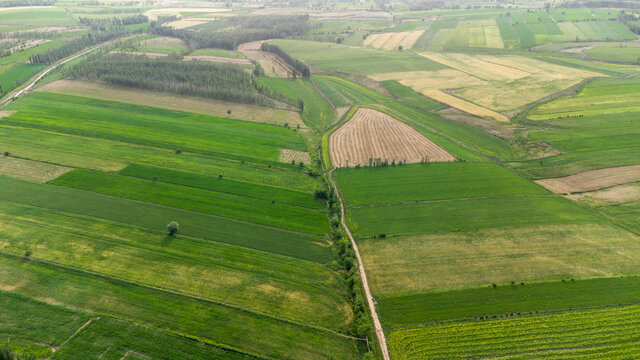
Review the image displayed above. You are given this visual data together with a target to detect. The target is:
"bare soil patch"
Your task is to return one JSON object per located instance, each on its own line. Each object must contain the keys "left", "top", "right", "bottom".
{"left": 183, "top": 55, "right": 252, "bottom": 65}
{"left": 238, "top": 40, "right": 295, "bottom": 78}
{"left": 109, "top": 50, "right": 167, "bottom": 58}
{"left": 38, "top": 80, "right": 304, "bottom": 128}
{"left": 163, "top": 19, "right": 208, "bottom": 29}
{"left": 329, "top": 108, "right": 455, "bottom": 167}
{"left": 0, "top": 157, "right": 72, "bottom": 183}
{"left": 279, "top": 149, "right": 311, "bottom": 165}
{"left": 141, "top": 36, "right": 186, "bottom": 47}
{"left": 567, "top": 184, "right": 640, "bottom": 205}
{"left": 536, "top": 165, "right": 640, "bottom": 194}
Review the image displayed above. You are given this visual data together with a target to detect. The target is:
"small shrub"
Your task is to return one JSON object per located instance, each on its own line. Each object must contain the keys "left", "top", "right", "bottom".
{"left": 167, "top": 221, "right": 179, "bottom": 236}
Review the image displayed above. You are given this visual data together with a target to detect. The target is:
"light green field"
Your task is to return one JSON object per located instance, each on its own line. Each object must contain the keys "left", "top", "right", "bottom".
{"left": 586, "top": 46, "right": 640, "bottom": 63}
{"left": 0, "top": 199, "right": 348, "bottom": 328}
{"left": 337, "top": 162, "right": 547, "bottom": 205}
{"left": 347, "top": 196, "right": 600, "bottom": 238}
{"left": 189, "top": 48, "right": 244, "bottom": 58}
{"left": 51, "top": 169, "right": 329, "bottom": 234}
{"left": 359, "top": 223, "right": 640, "bottom": 295}
{"left": 389, "top": 304, "right": 640, "bottom": 359}
{"left": 0, "top": 8, "right": 77, "bottom": 26}
{"left": 0, "top": 253, "right": 359, "bottom": 360}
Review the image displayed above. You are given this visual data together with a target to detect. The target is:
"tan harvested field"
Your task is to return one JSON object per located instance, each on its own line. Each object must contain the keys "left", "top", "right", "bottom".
{"left": 164, "top": 19, "right": 208, "bottom": 29}
{"left": 419, "top": 52, "right": 530, "bottom": 81}
{"left": 141, "top": 36, "right": 186, "bottom": 47}
{"left": 0, "top": 157, "right": 72, "bottom": 183}
{"left": 399, "top": 52, "right": 606, "bottom": 112}
{"left": 535, "top": 165, "right": 640, "bottom": 194}
{"left": 38, "top": 80, "right": 305, "bottom": 128}
{"left": 329, "top": 108, "right": 455, "bottom": 167}
{"left": 363, "top": 30, "right": 425, "bottom": 51}
{"left": 143, "top": 7, "right": 231, "bottom": 21}
{"left": 238, "top": 41, "right": 295, "bottom": 78}
{"left": 422, "top": 89, "right": 509, "bottom": 122}
{"left": 0, "top": 5, "right": 54, "bottom": 11}
{"left": 109, "top": 50, "right": 167, "bottom": 58}
{"left": 183, "top": 55, "right": 252, "bottom": 65}
{"left": 279, "top": 149, "right": 311, "bottom": 165}
{"left": 568, "top": 184, "right": 640, "bottom": 205}
{"left": 359, "top": 224, "right": 640, "bottom": 295}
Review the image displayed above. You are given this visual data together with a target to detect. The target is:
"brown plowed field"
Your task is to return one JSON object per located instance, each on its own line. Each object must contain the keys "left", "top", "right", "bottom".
{"left": 535, "top": 165, "right": 640, "bottom": 194}
{"left": 329, "top": 108, "right": 455, "bottom": 167}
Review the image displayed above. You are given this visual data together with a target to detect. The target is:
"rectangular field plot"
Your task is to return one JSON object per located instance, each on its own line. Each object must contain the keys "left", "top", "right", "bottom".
{"left": 389, "top": 304, "right": 640, "bottom": 360}
{"left": 347, "top": 196, "right": 600, "bottom": 238}
{"left": 379, "top": 276, "right": 640, "bottom": 327}
{"left": 0, "top": 254, "right": 360, "bottom": 360}
{"left": 337, "top": 162, "right": 547, "bottom": 205}
{"left": 360, "top": 223, "right": 640, "bottom": 295}
{"left": 0, "top": 156, "right": 71, "bottom": 182}
{"left": 3, "top": 92, "right": 306, "bottom": 164}
{"left": 0, "top": 176, "right": 331, "bottom": 263}
{"left": 0, "top": 199, "right": 347, "bottom": 328}
{"left": 51, "top": 169, "right": 329, "bottom": 235}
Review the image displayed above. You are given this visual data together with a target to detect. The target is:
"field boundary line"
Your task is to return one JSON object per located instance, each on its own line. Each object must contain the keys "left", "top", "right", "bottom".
{"left": 387, "top": 300, "right": 640, "bottom": 330}
{"left": 0, "top": 250, "right": 364, "bottom": 342}
{"left": 45, "top": 182, "right": 328, "bottom": 237}
{"left": 117, "top": 172, "right": 324, "bottom": 211}
{"left": 346, "top": 193, "right": 558, "bottom": 208}
{"left": 54, "top": 316, "right": 99, "bottom": 353}
{"left": 328, "top": 169, "right": 390, "bottom": 360}
{"left": 311, "top": 78, "right": 336, "bottom": 110}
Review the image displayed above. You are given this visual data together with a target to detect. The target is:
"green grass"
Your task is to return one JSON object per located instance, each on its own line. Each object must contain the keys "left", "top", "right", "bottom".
{"left": 51, "top": 169, "right": 329, "bottom": 235}
{"left": 0, "top": 8, "right": 76, "bottom": 26}
{"left": 598, "top": 199, "right": 640, "bottom": 234}
{"left": 119, "top": 163, "right": 323, "bottom": 209}
{"left": 0, "top": 199, "right": 348, "bottom": 328}
{"left": 0, "top": 290, "right": 91, "bottom": 350}
{"left": 348, "top": 196, "right": 600, "bottom": 238}
{"left": 314, "top": 77, "right": 350, "bottom": 107}
{"left": 4, "top": 92, "right": 306, "bottom": 165}
{"left": 0, "top": 254, "right": 360, "bottom": 360}
{"left": 134, "top": 45, "right": 188, "bottom": 54}
{"left": 54, "top": 316, "right": 255, "bottom": 360}
{"left": 188, "top": 48, "right": 244, "bottom": 58}
{"left": 273, "top": 39, "right": 447, "bottom": 75}
{"left": 359, "top": 223, "right": 640, "bottom": 296}
{"left": 0, "top": 63, "right": 46, "bottom": 94}
{"left": 0, "top": 175, "right": 331, "bottom": 263}
{"left": 379, "top": 80, "right": 442, "bottom": 111}
{"left": 0, "top": 40, "right": 62, "bottom": 66}
{"left": 0, "top": 126, "right": 318, "bottom": 192}
{"left": 586, "top": 46, "right": 640, "bottom": 63}
{"left": 255, "top": 77, "right": 336, "bottom": 132}
{"left": 337, "top": 163, "right": 547, "bottom": 205}
{"left": 379, "top": 276, "right": 640, "bottom": 327}
{"left": 388, "top": 303, "right": 640, "bottom": 359}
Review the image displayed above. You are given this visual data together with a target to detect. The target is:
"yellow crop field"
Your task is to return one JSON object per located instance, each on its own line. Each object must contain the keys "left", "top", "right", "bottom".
{"left": 363, "top": 30, "right": 425, "bottom": 51}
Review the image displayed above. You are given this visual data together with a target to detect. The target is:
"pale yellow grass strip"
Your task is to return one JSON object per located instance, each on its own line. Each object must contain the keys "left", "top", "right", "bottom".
{"left": 483, "top": 26, "right": 504, "bottom": 49}
{"left": 0, "top": 157, "right": 72, "bottom": 183}
{"left": 422, "top": 89, "right": 509, "bottom": 122}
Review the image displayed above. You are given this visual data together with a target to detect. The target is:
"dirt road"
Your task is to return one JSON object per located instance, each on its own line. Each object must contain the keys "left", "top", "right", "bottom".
{"left": 328, "top": 169, "right": 390, "bottom": 360}
{"left": 0, "top": 41, "right": 111, "bottom": 106}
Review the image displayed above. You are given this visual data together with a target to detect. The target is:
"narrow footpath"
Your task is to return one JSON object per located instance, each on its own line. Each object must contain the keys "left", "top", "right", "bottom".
{"left": 328, "top": 169, "right": 390, "bottom": 360}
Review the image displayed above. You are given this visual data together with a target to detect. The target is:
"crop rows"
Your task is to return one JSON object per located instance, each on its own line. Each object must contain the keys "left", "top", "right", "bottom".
{"left": 389, "top": 304, "right": 640, "bottom": 359}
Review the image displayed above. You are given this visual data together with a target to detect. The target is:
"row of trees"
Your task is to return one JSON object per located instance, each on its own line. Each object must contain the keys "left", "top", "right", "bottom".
{"left": 151, "top": 15, "right": 310, "bottom": 50}
{"left": 78, "top": 14, "right": 148, "bottom": 31}
{"left": 66, "top": 53, "right": 273, "bottom": 105}
{"left": 0, "top": 0, "right": 53, "bottom": 6}
{"left": 260, "top": 43, "right": 310, "bottom": 78}
{"left": 619, "top": 11, "right": 640, "bottom": 34}
{"left": 29, "top": 32, "right": 123, "bottom": 64}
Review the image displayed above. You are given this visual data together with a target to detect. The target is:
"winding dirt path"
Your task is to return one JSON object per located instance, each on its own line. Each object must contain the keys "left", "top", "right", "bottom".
{"left": 328, "top": 169, "right": 390, "bottom": 360}
{"left": 0, "top": 39, "right": 118, "bottom": 106}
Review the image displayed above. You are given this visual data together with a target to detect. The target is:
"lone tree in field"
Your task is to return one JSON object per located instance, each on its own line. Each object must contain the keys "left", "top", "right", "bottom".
{"left": 167, "top": 221, "right": 179, "bottom": 236}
